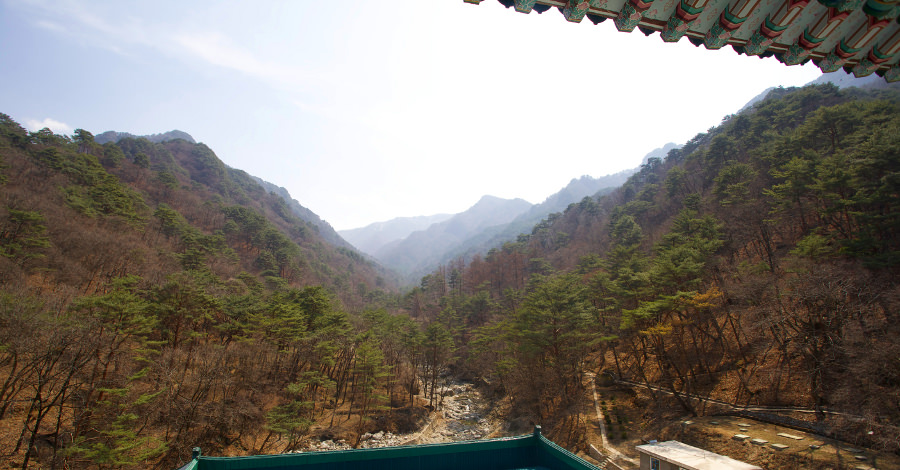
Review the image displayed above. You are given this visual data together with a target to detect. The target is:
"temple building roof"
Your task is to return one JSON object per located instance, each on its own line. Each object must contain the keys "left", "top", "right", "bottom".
{"left": 463, "top": 0, "right": 900, "bottom": 81}
{"left": 175, "top": 427, "right": 601, "bottom": 470}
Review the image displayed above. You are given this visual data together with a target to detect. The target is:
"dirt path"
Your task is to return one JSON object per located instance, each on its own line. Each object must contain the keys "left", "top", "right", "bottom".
{"left": 586, "top": 372, "right": 639, "bottom": 468}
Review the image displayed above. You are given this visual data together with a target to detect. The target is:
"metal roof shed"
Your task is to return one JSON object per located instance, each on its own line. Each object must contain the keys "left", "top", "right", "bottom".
{"left": 635, "top": 441, "right": 761, "bottom": 470}
{"left": 176, "top": 426, "right": 601, "bottom": 470}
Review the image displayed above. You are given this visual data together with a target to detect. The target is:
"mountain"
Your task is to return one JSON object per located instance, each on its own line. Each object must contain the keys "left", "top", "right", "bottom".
{"left": 435, "top": 146, "right": 678, "bottom": 275}
{"left": 95, "top": 129, "right": 196, "bottom": 144}
{"left": 807, "top": 70, "right": 900, "bottom": 90}
{"left": 408, "top": 84, "right": 900, "bottom": 459}
{"left": 738, "top": 87, "right": 776, "bottom": 113}
{"left": 640, "top": 142, "right": 680, "bottom": 164}
{"left": 5, "top": 82, "right": 898, "bottom": 470}
{"left": 375, "top": 195, "right": 532, "bottom": 283}
{"left": 346, "top": 146, "right": 675, "bottom": 285}
{"left": 0, "top": 121, "right": 391, "bottom": 306}
{"left": 94, "top": 130, "right": 351, "bottom": 250}
{"left": 438, "top": 172, "right": 635, "bottom": 266}
{"left": 253, "top": 177, "right": 354, "bottom": 250}
{"left": 0, "top": 116, "right": 412, "bottom": 468}
{"left": 732, "top": 72, "right": 889, "bottom": 115}
{"left": 339, "top": 213, "right": 453, "bottom": 256}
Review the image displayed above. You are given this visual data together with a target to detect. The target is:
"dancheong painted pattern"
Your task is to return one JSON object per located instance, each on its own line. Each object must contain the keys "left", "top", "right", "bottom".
{"left": 464, "top": 0, "right": 900, "bottom": 81}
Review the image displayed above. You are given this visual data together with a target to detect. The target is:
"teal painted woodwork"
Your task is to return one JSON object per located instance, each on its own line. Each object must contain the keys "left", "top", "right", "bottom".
{"left": 461, "top": 0, "right": 900, "bottom": 80}
{"left": 175, "top": 428, "right": 601, "bottom": 470}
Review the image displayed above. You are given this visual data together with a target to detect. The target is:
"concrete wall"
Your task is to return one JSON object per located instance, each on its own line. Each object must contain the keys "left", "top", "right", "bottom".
{"left": 638, "top": 451, "right": 683, "bottom": 470}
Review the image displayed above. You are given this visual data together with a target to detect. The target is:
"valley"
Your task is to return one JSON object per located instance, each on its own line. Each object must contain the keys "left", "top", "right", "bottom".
{"left": 1, "top": 76, "right": 899, "bottom": 470}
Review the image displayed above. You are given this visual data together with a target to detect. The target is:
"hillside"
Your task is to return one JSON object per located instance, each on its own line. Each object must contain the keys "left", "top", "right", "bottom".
{"left": 0, "top": 117, "right": 415, "bottom": 469}
{"left": 2, "top": 82, "right": 899, "bottom": 470}
{"left": 0, "top": 125, "right": 389, "bottom": 302}
{"left": 94, "top": 130, "right": 353, "bottom": 252}
{"left": 401, "top": 83, "right": 900, "bottom": 460}
{"left": 252, "top": 177, "right": 356, "bottom": 251}
{"left": 348, "top": 170, "right": 641, "bottom": 285}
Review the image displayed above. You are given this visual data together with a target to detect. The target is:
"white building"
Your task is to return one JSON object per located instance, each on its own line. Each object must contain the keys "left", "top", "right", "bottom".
{"left": 635, "top": 441, "right": 762, "bottom": 470}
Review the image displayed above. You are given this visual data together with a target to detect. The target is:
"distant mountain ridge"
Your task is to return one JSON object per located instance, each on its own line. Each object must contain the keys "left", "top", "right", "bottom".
{"left": 640, "top": 142, "right": 680, "bottom": 165}
{"left": 339, "top": 214, "right": 453, "bottom": 256}
{"left": 806, "top": 70, "right": 900, "bottom": 90}
{"left": 345, "top": 144, "right": 679, "bottom": 284}
{"left": 439, "top": 171, "right": 638, "bottom": 266}
{"left": 735, "top": 71, "right": 900, "bottom": 117}
{"left": 375, "top": 195, "right": 532, "bottom": 283}
{"left": 95, "top": 129, "right": 196, "bottom": 144}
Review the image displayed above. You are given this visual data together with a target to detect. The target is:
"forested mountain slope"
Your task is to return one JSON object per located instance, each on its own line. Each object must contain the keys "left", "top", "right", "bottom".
{"left": 0, "top": 122, "right": 389, "bottom": 302}
{"left": 809, "top": 69, "right": 900, "bottom": 90}
{"left": 94, "top": 129, "right": 353, "bottom": 252}
{"left": 0, "top": 117, "right": 418, "bottom": 469}
{"left": 402, "top": 83, "right": 900, "bottom": 453}
{"left": 253, "top": 177, "right": 356, "bottom": 252}
{"left": 2, "top": 81, "right": 898, "bottom": 470}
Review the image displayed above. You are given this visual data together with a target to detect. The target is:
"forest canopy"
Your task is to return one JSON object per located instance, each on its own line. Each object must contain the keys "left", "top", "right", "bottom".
{"left": 1, "top": 82, "right": 899, "bottom": 469}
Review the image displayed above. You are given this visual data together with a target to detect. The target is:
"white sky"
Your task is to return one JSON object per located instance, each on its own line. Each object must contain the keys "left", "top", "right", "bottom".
{"left": 0, "top": 0, "right": 822, "bottom": 230}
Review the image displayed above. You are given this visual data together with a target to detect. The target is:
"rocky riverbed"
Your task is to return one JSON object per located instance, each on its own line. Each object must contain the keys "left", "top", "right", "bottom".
{"left": 298, "top": 381, "right": 497, "bottom": 452}
{"left": 417, "top": 381, "right": 495, "bottom": 444}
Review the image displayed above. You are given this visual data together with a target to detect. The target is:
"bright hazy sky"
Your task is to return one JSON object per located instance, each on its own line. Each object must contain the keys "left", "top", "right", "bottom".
{"left": 0, "top": 0, "right": 823, "bottom": 230}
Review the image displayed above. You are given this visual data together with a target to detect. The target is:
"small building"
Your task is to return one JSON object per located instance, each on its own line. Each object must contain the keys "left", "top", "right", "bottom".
{"left": 176, "top": 426, "right": 601, "bottom": 470}
{"left": 635, "top": 441, "right": 762, "bottom": 470}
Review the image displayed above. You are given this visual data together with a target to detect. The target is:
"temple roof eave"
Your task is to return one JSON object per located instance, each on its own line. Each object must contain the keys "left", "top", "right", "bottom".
{"left": 467, "top": 0, "right": 900, "bottom": 81}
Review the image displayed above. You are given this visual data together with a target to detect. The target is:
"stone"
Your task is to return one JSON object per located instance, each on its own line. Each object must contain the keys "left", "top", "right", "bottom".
{"left": 736, "top": 422, "right": 753, "bottom": 427}
{"left": 771, "top": 443, "right": 789, "bottom": 451}
{"left": 710, "top": 421, "right": 719, "bottom": 425}
{"left": 854, "top": 455, "right": 868, "bottom": 461}
{"left": 733, "top": 434, "right": 750, "bottom": 441}
{"left": 750, "top": 438, "right": 768, "bottom": 446}
{"left": 777, "top": 433, "right": 804, "bottom": 440}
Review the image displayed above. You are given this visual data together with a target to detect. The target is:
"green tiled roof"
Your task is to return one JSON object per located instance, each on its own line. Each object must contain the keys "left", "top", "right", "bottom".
{"left": 176, "top": 427, "right": 600, "bottom": 470}
{"left": 464, "top": 0, "right": 900, "bottom": 81}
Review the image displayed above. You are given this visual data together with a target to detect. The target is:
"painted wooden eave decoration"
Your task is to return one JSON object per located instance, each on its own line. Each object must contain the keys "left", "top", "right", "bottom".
{"left": 463, "top": 0, "right": 900, "bottom": 81}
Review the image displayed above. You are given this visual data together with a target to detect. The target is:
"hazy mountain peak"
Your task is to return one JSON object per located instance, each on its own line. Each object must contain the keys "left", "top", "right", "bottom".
{"left": 95, "top": 129, "right": 196, "bottom": 145}
{"left": 339, "top": 214, "right": 453, "bottom": 255}
{"left": 803, "top": 70, "right": 900, "bottom": 91}
{"left": 371, "top": 196, "right": 533, "bottom": 283}
{"left": 641, "top": 142, "right": 680, "bottom": 164}
{"left": 470, "top": 194, "right": 530, "bottom": 210}
{"left": 475, "top": 194, "right": 504, "bottom": 204}
{"left": 739, "top": 87, "right": 777, "bottom": 113}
